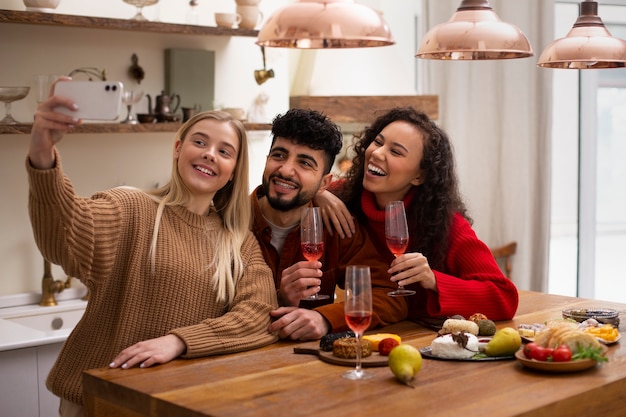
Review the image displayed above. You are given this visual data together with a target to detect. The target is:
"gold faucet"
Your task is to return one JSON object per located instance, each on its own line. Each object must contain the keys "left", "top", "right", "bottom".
{"left": 40, "top": 258, "right": 72, "bottom": 307}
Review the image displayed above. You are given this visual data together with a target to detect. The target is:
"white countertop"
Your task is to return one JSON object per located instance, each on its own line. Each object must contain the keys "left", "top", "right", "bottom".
{"left": 0, "top": 298, "right": 87, "bottom": 351}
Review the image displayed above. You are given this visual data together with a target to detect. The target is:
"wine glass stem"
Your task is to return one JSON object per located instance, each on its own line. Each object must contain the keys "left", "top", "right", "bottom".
{"left": 5, "top": 102, "right": 12, "bottom": 118}
{"left": 355, "top": 334, "right": 363, "bottom": 376}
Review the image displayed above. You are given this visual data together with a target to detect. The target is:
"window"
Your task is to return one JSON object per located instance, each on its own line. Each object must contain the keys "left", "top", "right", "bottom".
{"left": 549, "top": 1, "right": 626, "bottom": 302}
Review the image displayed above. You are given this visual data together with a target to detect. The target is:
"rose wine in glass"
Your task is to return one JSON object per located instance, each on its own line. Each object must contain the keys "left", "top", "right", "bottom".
{"left": 343, "top": 265, "right": 373, "bottom": 380}
{"left": 301, "top": 241, "right": 325, "bottom": 262}
{"left": 385, "top": 201, "right": 416, "bottom": 296}
{"left": 300, "top": 207, "right": 329, "bottom": 300}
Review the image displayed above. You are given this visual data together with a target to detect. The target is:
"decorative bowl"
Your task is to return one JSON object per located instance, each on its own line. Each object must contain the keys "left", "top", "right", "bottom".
{"left": 23, "top": 0, "right": 61, "bottom": 12}
{"left": 0, "top": 86, "right": 30, "bottom": 102}
{"left": 156, "top": 113, "right": 179, "bottom": 123}
{"left": 562, "top": 307, "right": 620, "bottom": 326}
{"left": 0, "top": 87, "right": 31, "bottom": 124}
{"left": 136, "top": 113, "right": 157, "bottom": 124}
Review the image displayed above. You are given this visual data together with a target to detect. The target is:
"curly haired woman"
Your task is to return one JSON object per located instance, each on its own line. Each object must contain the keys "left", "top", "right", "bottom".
{"left": 316, "top": 107, "right": 518, "bottom": 322}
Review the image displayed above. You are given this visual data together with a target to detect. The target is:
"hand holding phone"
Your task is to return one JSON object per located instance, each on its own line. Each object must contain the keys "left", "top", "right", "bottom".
{"left": 53, "top": 80, "right": 124, "bottom": 121}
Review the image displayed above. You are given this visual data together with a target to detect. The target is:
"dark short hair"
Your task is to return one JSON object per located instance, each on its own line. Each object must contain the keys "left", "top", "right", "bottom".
{"left": 271, "top": 108, "right": 343, "bottom": 174}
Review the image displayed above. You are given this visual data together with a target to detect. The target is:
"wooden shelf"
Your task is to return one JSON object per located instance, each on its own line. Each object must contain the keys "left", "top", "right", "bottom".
{"left": 0, "top": 9, "right": 268, "bottom": 135}
{"left": 0, "top": 9, "right": 259, "bottom": 37}
{"left": 0, "top": 122, "right": 271, "bottom": 135}
{"left": 290, "top": 95, "right": 439, "bottom": 122}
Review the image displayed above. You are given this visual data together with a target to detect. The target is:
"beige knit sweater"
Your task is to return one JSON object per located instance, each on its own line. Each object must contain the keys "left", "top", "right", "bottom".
{"left": 26, "top": 154, "right": 278, "bottom": 405}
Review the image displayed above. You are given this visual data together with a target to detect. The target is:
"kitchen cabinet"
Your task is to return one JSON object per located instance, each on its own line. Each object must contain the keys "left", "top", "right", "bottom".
{"left": 0, "top": 342, "right": 64, "bottom": 417}
{"left": 0, "top": 9, "right": 271, "bottom": 135}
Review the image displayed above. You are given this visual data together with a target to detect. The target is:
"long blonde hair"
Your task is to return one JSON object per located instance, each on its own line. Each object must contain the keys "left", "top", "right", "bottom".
{"left": 147, "top": 111, "right": 251, "bottom": 305}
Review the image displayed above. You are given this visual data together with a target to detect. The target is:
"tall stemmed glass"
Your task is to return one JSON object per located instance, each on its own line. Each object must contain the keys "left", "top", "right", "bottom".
{"left": 122, "top": 0, "right": 159, "bottom": 21}
{"left": 121, "top": 90, "right": 144, "bottom": 124}
{"left": 343, "top": 265, "right": 373, "bottom": 380}
{"left": 385, "top": 200, "right": 416, "bottom": 296}
{"left": 300, "top": 207, "right": 329, "bottom": 300}
{"left": 0, "top": 87, "right": 30, "bottom": 125}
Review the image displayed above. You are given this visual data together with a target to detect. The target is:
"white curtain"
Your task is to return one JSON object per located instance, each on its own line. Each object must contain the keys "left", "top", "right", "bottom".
{"left": 421, "top": 0, "right": 555, "bottom": 292}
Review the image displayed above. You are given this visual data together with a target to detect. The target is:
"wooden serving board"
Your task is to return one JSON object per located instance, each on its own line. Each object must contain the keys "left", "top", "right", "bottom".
{"left": 293, "top": 347, "right": 389, "bottom": 367}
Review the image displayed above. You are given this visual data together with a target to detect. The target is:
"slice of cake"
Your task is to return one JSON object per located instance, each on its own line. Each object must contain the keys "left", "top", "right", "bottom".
{"left": 332, "top": 337, "right": 373, "bottom": 359}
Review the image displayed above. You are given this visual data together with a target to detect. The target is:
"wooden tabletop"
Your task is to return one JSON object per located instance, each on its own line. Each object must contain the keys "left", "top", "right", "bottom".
{"left": 83, "top": 290, "right": 626, "bottom": 417}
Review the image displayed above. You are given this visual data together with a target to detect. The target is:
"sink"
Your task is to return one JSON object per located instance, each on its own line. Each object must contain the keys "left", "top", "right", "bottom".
{"left": 6, "top": 309, "right": 84, "bottom": 332}
{"left": 2, "top": 305, "right": 85, "bottom": 333}
{"left": 0, "top": 299, "right": 87, "bottom": 350}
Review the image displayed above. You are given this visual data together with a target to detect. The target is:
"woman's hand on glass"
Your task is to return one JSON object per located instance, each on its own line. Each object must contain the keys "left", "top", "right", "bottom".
{"left": 388, "top": 252, "right": 437, "bottom": 291}
{"left": 314, "top": 190, "right": 355, "bottom": 238}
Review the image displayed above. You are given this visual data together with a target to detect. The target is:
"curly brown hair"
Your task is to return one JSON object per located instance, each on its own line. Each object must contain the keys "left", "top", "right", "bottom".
{"left": 341, "top": 107, "right": 472, "bottom": 269}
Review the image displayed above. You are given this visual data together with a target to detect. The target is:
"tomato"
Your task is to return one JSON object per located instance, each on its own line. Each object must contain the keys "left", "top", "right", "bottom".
{"left": 530, "top": 346, "right": 553, "bottom": 361}
{"left": 523, "top": 342, "right": 538, "bottom": 359}
{"left": 552, "top": 345, "right": 572, "bottom": 362}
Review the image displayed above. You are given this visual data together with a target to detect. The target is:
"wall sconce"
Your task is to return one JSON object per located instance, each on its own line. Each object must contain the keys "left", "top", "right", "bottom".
{"left": 256, "top": 0, "right": 394, "bottom": 49}
{"left": 415, "top": 0, "right": 533, "bottom": 60}
{"left": 537, "top": 0, "right": 626, "bottom": 69}
{"left": 254, "top": 46, "right": 275, "bottom": 85}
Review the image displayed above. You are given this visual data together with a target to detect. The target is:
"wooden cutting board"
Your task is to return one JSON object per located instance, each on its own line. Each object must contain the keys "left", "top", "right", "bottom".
{"left": 293, "top": 347, "right": 389, "bottom": 367}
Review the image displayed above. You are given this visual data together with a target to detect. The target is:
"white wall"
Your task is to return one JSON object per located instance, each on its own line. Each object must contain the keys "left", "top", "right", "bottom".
{"left": 0, "top": 0, "right": 290, "bottom": 296}
{"left": 0, "top": 0, "right": 422, "bottom": 297}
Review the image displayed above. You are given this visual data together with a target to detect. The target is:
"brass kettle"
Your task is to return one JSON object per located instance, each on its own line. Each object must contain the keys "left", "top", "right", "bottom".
{"left": 147, "top": 91, "right": 180, "bottom": 115}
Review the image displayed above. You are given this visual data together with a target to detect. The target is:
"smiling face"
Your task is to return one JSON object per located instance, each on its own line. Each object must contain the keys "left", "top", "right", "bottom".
{"left": 174, "top": 118, "right": 240, "bottom": 214}
{"left": 262, "top": 137, "right": 332, "bottom": 212}
{"left": 363, "top": 120, "right": 425, "bottom": 209}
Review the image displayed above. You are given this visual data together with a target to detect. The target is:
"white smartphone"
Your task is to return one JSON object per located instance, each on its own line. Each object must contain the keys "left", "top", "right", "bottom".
{"left": 53, "top": 80, "right": 124, "bottom": 121}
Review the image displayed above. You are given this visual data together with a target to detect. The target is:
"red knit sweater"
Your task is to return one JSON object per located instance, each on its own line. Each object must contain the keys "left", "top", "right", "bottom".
{"left": 360, "top": 190, "right": 519, "bottom": 321}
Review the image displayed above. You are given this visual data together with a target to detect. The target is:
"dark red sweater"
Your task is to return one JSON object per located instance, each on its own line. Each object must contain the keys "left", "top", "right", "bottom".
{"left": 360, "top": 190, "right": 519, "bottom": 321}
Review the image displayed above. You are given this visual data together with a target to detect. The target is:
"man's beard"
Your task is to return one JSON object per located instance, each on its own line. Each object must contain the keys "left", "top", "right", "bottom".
{"left": 262, "top": 174, "right": 314, "bottom": 212}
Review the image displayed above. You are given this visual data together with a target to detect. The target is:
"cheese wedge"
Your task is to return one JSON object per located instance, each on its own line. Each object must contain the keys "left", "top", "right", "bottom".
{"left": 362, "top": 333, "right": 402, "bottom": 351}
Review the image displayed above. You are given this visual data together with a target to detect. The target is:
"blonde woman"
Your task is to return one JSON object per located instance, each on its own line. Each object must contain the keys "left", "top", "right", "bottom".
{"left": 27, "top": 83, "right": 278, "bottom": 417}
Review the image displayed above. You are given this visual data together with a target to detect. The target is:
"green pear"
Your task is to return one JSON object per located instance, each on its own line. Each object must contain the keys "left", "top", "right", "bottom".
{"left": 388, "top": 344, "right": 422, "bottom": 386}
{"left": 484, "top": 327, "right": 522, "bottom": 357}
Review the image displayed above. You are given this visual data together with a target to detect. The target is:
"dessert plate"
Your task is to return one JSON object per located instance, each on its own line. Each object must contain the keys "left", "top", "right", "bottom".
{"left": 596, "top": 333, "right": 621, "bottom": 345}
{"left": 293, "top": 347, "right": 388, "bottom": 367}
{"left": 515, "top": 350, "right": 601, "bottom": 373}
{"left": 419, "top": 346, "right": 515, "bottom": 361}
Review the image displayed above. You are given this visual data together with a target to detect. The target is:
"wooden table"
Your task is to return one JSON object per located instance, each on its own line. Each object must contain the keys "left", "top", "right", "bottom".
{"left": 83, "top": 290, "right": 626, "bottom": 417}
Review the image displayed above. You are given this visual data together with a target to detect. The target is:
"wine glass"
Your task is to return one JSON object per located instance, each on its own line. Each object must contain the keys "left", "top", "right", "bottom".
{"left": 385, "top": 200, "right": 416, "bottom": 297}
{"left": 0, "top": 87, "right": 30, "bottom": 125}
{"left": 300, "top": 207, "right": 329, "bottom": 300}
{"left": 343, "top": 265, "right": 373, "bottom": 380}
{"left": 122, "top": 0, "right": 159, "bottom": 21}
{"left": 121, "top": 90, "right": 144, "bottom": 124}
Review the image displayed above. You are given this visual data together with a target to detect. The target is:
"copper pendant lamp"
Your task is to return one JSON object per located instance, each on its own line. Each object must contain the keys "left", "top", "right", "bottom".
{"left": 537, "top": 0, "right": 626, "bottom": 69}
{"left": 256, "top": 0, "right": 394, "bottom": 49}
{"left": 415, "top": 0, "right": 533, "bottom": 60}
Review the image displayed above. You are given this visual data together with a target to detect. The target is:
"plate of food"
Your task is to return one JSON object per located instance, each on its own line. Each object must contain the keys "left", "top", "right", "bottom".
{"left": 515, "top": 350, "right": 600, "bottom": 373}
{"left": 595, "top": 332, "right": 621, "bottom": 345}
{"left": 518, "top": 320, "right": 620, "bottom": 345}
{"left": 293, "top": 347, "right": 389, "bottom": 367}
{"left": 293, "top": 332, "right": 401, "bottom": 367}
{"left": 418, "top": 333, "right": 515, "bottom": 362}
{"left": 419, "top": 346, "right": 514, "bottom": 361}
